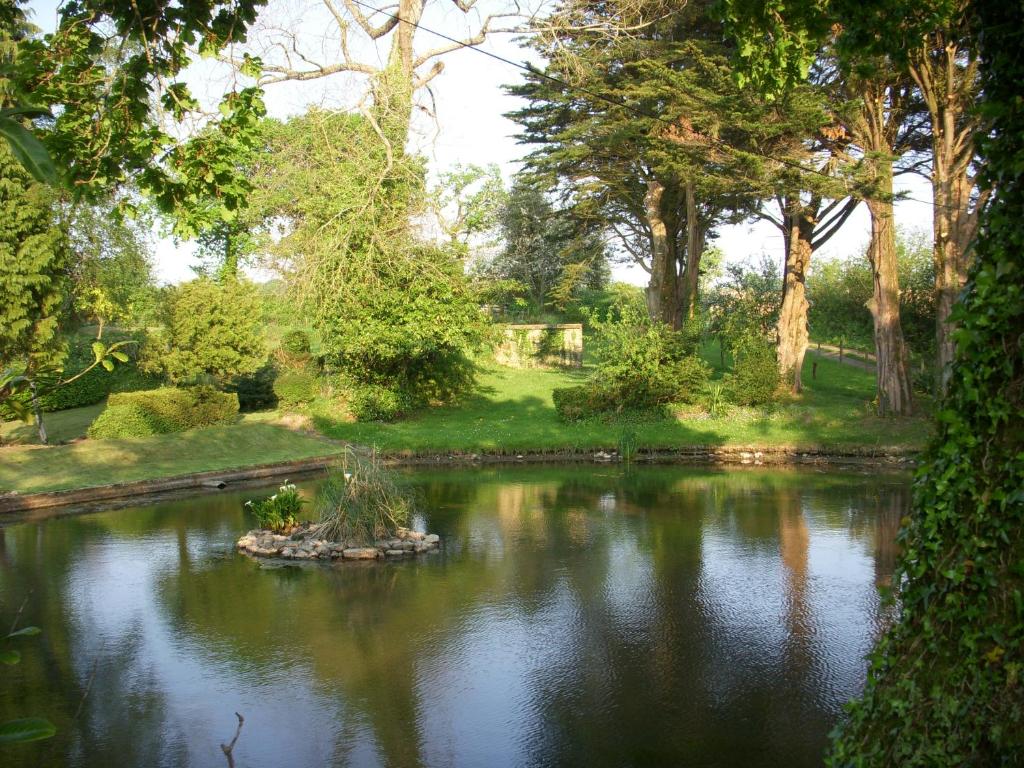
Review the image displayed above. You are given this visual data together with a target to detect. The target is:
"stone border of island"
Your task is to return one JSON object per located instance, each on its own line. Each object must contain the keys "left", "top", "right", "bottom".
{"left": 236, "top": 525, "right": 440, "bottom": 561}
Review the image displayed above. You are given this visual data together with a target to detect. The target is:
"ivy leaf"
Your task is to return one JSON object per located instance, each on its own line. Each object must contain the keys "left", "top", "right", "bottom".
{"left": 0, "top": 650, "right": 21, "bottom": 665}
{"left": 0, "top": 718, "right": 57, "bottom": 744}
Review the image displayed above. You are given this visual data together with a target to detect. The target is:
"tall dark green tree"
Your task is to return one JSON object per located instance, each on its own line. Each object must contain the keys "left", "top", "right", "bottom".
{"left": 508, "top": 0, "right": 776, "bottom": 330}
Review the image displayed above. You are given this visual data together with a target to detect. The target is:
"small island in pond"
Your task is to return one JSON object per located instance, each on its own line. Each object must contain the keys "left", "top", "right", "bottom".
{"left": 236, "top": 450, "right": 440, "bottom": 563}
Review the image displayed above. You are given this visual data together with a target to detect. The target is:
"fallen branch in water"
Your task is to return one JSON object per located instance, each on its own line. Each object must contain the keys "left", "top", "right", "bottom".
{"left": 221, "top": 712, "right": 244, "bottom": 768}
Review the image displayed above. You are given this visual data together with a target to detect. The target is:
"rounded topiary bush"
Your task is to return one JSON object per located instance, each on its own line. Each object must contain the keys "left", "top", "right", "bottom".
{"left": 348, "top": 384, "right": 406, "bottom": 422}
{"left": 281, "top": 329, "right": 311, "bottom": 355}
{"left": 87, "top": 402, "right": 172, "bottom": 439}
{"left": 273, "top": 370, "right": 318, "bottom": 407}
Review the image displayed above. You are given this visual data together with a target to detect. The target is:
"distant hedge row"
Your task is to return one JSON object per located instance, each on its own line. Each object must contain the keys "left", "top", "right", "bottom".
{"left": 87, "top": 387, "right": 239, "bottom": 439}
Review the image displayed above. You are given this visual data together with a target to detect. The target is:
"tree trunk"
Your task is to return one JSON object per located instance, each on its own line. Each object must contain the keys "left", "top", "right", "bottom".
{"left": 865, "top": 162, "right": 914, "bottom": 416}
{"left": 776, "top": 199, "right": 814, "bottom": 393}
{"left": 909, "top": 36, "right": 982, "bottom": 396}
{"left": 29, "top": 380, "right": 47, "bottom": 445}
{"left": 643, "top": 179, "right": 679, "bottom": 326}
{"left": 679, "top": 181, "right": 703, "bottom": 327}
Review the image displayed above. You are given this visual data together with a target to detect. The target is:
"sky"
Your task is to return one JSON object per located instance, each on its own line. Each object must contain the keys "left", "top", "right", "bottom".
{"left": 29, "top": 0, "right": 935, "bottom": 287}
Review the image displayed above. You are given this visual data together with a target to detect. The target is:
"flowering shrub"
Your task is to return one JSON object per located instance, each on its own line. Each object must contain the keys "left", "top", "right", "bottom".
{"left": 245, "top": 481, "right": 306, "bottom": 533}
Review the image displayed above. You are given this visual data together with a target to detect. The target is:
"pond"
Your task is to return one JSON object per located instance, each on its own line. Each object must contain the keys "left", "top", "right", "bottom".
{"left": 0, "top": 464, "right": 908, "bottom": 768}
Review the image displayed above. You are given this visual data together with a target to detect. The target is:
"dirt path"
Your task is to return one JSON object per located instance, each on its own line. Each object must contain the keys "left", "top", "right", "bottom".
{"left": 808, "top": 343, "right": 876, "bottom": 371}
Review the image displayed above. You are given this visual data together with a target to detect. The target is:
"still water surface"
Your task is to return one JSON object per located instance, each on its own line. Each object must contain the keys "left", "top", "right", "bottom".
{"left": 0, "top": 465, "right": 907, "bottom": 768}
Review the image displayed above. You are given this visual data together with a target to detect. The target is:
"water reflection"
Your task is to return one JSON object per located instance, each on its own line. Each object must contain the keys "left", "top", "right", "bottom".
{"left": 0, "top": 465, "right": 906, "bottom": 768}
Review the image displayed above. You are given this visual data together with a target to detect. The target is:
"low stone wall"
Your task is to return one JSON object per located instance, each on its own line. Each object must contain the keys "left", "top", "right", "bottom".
{"left": 236, "top": 525, "right": 440, "bottom": 562}
{"left": 494, "top": 324, "right": 583, "bottom": 369}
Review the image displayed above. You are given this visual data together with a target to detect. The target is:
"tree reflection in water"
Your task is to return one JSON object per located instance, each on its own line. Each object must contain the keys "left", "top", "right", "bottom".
{"left": 0, "top": 465, "right": 908, "bottom": 768}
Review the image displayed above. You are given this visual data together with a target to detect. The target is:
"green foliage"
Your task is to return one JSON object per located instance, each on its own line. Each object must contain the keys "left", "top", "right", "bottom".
{"left": 142, "top": 277, "right": 266, "bottom": 385}
{"left": 312, "top": 450, "right": 414, "bottom": 543}
{"left": 8, "top": 0, "right": 267, "bottom": 229}
{"left": 272, "top": 370, "right": 317, "bottom": 408}
{"left": 66, "top": 200, "right": 159, "bottom": 330}
{"left": 553, "top": 299, "right": 710, "bottom": 422}
{"left": 474, "top": 174, "right": 608, "bottom": 314}
{"left": 87, "top": 386, "right": 238, "bottom": 439}
{"left": 703, "top": 257, "right": 781, "bottom": 355}
{"left": 281, "top": 330, "right": 311, "bottom": 355}
{"left": 245, "top": 481, "right": 305, "bottom": 533}
{"left": 347, "top": 383, "right": 408, "bottom": 422}
{"left": 552, "top": 385, "right": 605, "bottom": 422}
{"left": 809, "top": 230, "right": 936, "bottom": 357}
{"left": 725, "top": 339, "right": 781, "bottom": 406}
{"left": 249, "top": 109, "right": 489, "bottom": 412}
{"left": 704, "top": 382, "right": 727, "bottom": 417}
{"left": 827, "top": 2, "right": 1024, "bottom": 763}
{"left": 0, "top": 332, "right": 159, "bottom": 417}
{"left": 0, "top": 142, "right": 68, "bottom": 380}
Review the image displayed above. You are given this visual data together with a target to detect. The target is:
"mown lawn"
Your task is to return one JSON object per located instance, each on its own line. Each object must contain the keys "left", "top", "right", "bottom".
{"left": 0, "top": 417, "right": 342, "bottom": 494}
{"left": 1, "top": 348, "right": 931, "bottom": 495}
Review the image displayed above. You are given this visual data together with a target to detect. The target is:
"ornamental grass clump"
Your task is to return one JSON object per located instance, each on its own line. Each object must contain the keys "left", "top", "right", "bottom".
{"left": 245, "top": 481, "right": 306, "bottom": 533}
{"left": 312, "top": 450, "right": 414, "bottom": 544}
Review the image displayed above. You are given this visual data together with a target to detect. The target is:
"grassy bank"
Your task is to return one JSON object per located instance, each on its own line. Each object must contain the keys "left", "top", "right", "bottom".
{"left": 312, "top": 352, "right": 931, "bottom": 454}
{"left": 1, "top": 350, "right": 930, "bottom": 495}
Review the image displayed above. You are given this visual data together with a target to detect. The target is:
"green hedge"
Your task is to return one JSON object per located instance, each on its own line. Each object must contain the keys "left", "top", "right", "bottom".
{"left": 87, "top": 386, "right": 239, "bottom": 439}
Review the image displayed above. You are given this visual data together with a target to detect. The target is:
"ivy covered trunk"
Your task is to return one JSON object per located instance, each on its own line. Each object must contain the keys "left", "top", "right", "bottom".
{"left": 372, "top": 0, "right": 423, "bottom": 151}
{"left": 643, "top": 179, "right": 680, "bottom": 327}
{"left": 865, "top": 160, "right": 913, "bottom": 416}
{"left": 776, "top": 199, "right": 814, "bottom": 393}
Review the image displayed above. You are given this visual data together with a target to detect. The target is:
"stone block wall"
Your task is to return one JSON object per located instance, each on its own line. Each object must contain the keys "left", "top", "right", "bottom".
{"left": 494, "top": 324, "right": 583, "bottom": 369}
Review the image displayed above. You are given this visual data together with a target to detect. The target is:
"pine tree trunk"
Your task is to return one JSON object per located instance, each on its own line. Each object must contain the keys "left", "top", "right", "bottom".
{"left": 643, "top": 179, "right": 679, "bottom": 326}
{"left": 777, "top": 201, "right": 814, "bottom": 393}
{"left": 865, "top": 162, "right": 914, "bottom": 416}
{"left": 679, "top": 181, "right": 703, "bottom": 327}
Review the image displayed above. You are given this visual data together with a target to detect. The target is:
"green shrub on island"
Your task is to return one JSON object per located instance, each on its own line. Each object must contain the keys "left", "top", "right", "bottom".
{"left": 725, "top": 340, "right": 781, "bottom": 406}
{"left": 245, "top": 481, "right": 306, "bottom": 533}
{"left": 311, "top": 450, "right": 414, "bottom": 543}
{"left": 87, "top": 386, "right": 239, "bottom": 438}
{"left": 272, "top": 370, "right": 317, "bottom": 408}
